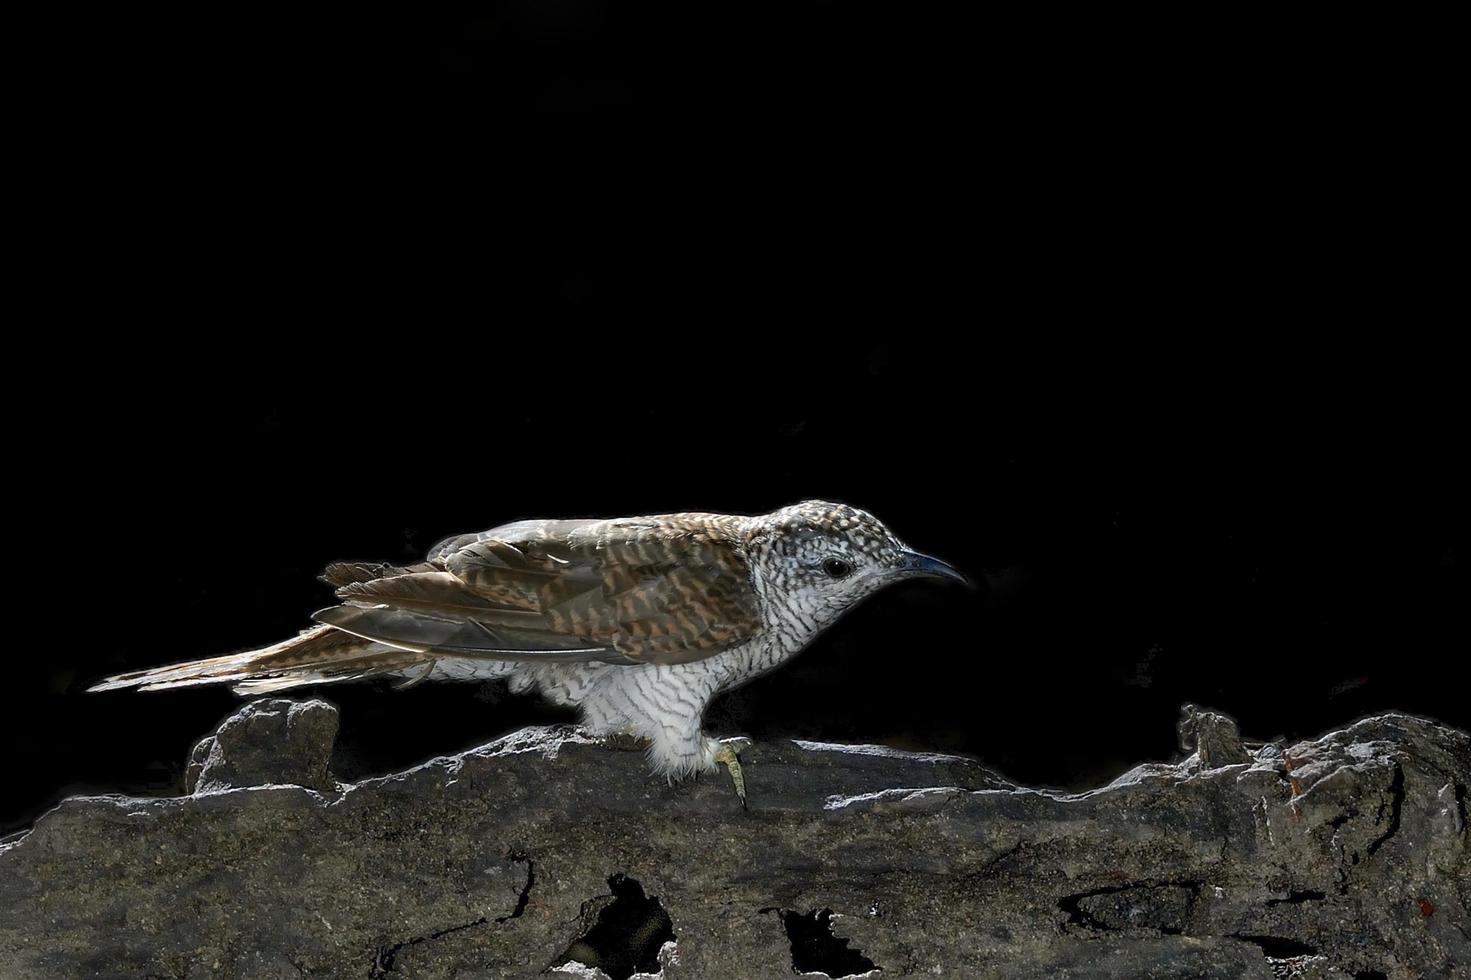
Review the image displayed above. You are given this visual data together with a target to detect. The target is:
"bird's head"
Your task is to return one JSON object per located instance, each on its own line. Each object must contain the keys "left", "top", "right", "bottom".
{"left": 745, "top": 500, "right": 969, "bottom": 626}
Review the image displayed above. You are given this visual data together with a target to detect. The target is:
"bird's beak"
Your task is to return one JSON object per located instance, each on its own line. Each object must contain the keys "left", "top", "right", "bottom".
{"left": 896, "top": 550, "right": 973, "bottom": 587}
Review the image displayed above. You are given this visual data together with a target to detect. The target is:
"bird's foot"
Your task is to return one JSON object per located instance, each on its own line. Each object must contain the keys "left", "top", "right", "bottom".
{"left": 712, "top": 736, "right": 752, "bottom": 808}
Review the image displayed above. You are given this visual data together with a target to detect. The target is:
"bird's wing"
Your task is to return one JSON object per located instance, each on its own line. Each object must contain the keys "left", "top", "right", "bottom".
{"left": 312, "top": 515, "right": 762, "bottom": 666}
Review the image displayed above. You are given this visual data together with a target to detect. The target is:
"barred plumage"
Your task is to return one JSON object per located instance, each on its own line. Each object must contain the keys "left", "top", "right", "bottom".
{"left": 89, "top": 501, "right": 967, "bottom": 789}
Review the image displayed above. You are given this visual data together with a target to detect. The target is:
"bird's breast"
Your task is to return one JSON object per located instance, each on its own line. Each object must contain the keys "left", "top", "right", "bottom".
{"left": 709, "top": 630, "right": 809, "bottom": 695}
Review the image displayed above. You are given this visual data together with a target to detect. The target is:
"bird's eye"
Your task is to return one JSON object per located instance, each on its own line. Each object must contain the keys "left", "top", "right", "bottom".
{"left": 823, "top": 558, "right": 853, "bottom": 579}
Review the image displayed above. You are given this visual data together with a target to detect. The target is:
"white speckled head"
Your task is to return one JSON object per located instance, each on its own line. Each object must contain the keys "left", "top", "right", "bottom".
{"left": 744, "top": 500, "right": 968, "bottom": 631}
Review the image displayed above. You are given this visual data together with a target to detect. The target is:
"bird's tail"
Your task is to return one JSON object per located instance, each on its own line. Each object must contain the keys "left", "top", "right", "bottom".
{"left": 86, "top": 625, "right": 432, "bottom": 697}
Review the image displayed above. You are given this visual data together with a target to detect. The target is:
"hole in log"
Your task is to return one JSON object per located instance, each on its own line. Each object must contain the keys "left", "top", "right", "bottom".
{"left": 776, "top": 908, "right": 878, "bottom": 978}
{"left": 552, "top": 873, "right": 675, "bottom": 980}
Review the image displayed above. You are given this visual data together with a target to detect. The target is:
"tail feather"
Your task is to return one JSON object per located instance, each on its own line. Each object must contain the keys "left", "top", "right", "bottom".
{"left": 229, "top": 675, "right": 344, "bottom": 696}
{"left": 86, "top": 650, "right": 267, "bottom": 693}
{"left": 87, "top": 624, "right": 429, "bottom": 694}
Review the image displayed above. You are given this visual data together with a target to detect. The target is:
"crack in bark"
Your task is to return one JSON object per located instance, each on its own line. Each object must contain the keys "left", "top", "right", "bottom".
{"left": 368, "top": 856, "right": 534, "bottom": 977}
{"left": 1365, "top": 765, "right": 1404, "bottom": 857}
{"left": 974, "top": 839, "right": 1028, "bottom": 876}
{"left": 1265, "top": 889, "right": 1326, "bottom": 906}
{"left": 1232, "top": 934, "right": 1318, "bottom": 957}
{"left": 369, "top": 917, "right": 490, "bottom": 977}
{"left": 496, "top": 854, "right": 536, "bottom": 923}
{"left": 1056, "top": 880, "right": 1204, "bottom": 935}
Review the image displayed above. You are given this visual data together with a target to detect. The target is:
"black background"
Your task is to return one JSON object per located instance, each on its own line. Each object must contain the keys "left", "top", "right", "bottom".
{"left": 6, "top": 5, "right": 1462, "bottom": 833}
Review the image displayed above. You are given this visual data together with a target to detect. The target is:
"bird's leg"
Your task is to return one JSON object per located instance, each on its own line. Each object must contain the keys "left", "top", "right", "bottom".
{"left": 583, "top": 670, "right": 747, "bottom": 803}
{"left": 577, "top": 694, "right": 650, "bottom": 752}
{"left": 710, "top": 736, "right": 753, "bottom": 807}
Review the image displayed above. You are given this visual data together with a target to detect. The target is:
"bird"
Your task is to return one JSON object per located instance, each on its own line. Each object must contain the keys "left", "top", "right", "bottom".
{"left": 89, "top": 500, "right": 969, "bottom": 802}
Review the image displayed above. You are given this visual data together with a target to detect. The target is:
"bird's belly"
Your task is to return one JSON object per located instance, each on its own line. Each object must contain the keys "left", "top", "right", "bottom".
{"left": 391, "top": 639, "right": 798, "bottom": 704}
{"left": 418, "top": 659, "right": 518, "bottom": 683}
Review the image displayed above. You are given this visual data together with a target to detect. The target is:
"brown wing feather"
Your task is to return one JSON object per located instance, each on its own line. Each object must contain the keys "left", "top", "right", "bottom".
{"left": 320, "top": 561, "right": 431, "bottom": 587}
{"left": 310, "top": 514, "right": 761, "bottom": 665}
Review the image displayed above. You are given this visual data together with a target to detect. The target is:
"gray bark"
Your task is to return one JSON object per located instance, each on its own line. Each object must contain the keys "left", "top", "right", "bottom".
{"left": 1, "top": 699, "right": 1466, "bottom": 979}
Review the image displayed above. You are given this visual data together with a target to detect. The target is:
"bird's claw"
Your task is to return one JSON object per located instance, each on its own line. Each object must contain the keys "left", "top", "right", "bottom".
{"left": 713, "top": 736, "right": 752, "bottom": 809}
